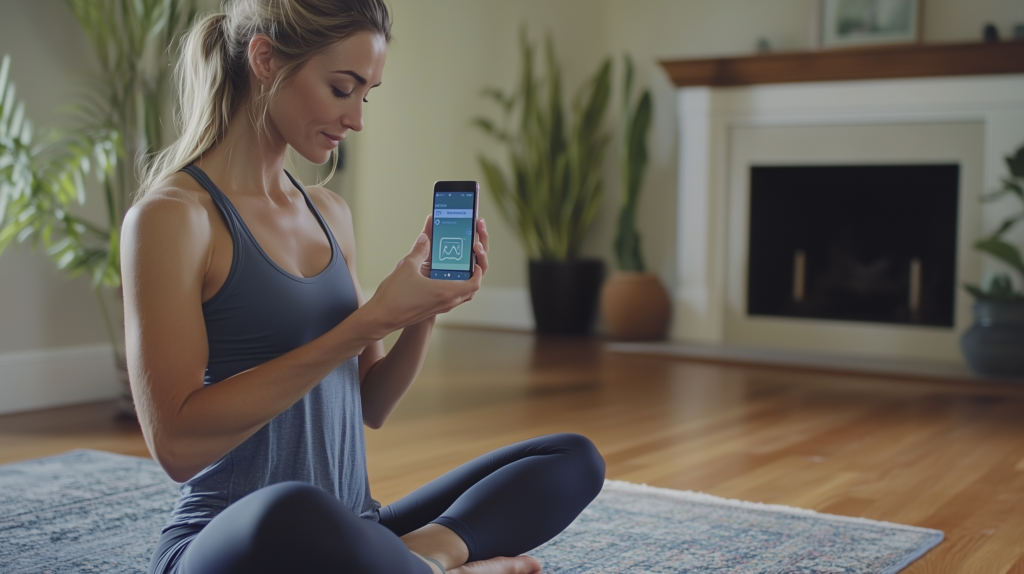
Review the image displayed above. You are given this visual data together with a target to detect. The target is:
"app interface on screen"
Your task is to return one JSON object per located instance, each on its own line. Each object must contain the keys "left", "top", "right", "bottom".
{"left": 431, "top": 191, "right": 475, "bottom": 280}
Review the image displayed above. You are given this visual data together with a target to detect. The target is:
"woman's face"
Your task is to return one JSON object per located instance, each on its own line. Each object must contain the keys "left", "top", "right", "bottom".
{"left": 266, "top": 31, "right": 387, "bottom": 165}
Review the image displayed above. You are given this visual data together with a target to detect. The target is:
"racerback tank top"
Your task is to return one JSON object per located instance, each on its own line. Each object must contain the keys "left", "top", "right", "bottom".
{"left": 164, "top": 164, "right": 379, "bottom": 531}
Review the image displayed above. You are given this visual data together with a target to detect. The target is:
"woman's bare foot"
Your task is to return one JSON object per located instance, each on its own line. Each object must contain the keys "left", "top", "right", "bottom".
{"left": 448, "top": 555, "right": 542, "bottom": 574}
{"left": 404, "top": 524, "right": 540, "bottom": 574}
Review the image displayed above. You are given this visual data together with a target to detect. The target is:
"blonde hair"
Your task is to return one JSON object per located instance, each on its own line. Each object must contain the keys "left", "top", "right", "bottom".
{"left": 138, "top": 0, "right": 391, "bottom": 197}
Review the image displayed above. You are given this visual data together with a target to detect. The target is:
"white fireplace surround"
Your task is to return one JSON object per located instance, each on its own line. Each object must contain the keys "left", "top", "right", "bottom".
{"left": 672, "top": 74, "right": 1024, "bottom": 365}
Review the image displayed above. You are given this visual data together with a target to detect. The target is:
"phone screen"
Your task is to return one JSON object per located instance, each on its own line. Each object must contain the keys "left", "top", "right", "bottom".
{"left": 430, "top": 183, "right": 478, "bottom": 280}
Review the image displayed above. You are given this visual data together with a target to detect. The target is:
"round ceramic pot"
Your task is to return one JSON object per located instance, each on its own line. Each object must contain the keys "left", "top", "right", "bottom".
{"left": 528, "top": 259, "right": 604, "bottom": 335}
{"left": 960, "top": 300, "right": 1024, "bottom": 377}
{"left": 600, "top": 272, "right": 671, "bottom": 341}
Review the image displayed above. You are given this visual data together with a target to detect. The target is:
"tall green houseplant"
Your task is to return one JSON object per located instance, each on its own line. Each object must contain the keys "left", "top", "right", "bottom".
{"left": 0, "top": 0, "right": 196, "bottom": 415}
{"left": 472, "top": 30, "right": 612, "bottom": 335}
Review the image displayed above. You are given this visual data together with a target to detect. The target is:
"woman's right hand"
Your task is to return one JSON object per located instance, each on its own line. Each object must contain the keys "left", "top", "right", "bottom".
{"left": 360, "top": 229, "right": 483, "bottom": 337}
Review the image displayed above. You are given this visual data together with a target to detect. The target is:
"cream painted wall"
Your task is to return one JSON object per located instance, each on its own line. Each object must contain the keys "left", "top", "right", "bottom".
{"left": 1, "top": 0, "right": 1022, "bottom": 359}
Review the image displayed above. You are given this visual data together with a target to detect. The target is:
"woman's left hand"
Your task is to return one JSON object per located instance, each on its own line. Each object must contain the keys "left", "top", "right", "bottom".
{"left": 359, "top": 216, "right": 490, "bottom": 428}
{"left": 417, "top": 215, "right": 489, "bottom": 291}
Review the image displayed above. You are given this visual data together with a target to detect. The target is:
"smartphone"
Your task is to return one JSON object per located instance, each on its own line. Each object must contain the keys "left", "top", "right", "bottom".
{"left": 430, "top": 181, "right": 479, "bottom": 280}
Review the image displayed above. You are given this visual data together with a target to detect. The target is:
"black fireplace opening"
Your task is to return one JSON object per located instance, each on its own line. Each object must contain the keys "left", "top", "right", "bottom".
{"left": 747, "top": 164, "right": 959, "bottom": 327}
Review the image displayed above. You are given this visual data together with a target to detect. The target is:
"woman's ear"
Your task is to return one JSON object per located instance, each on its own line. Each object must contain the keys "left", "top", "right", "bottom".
{"left": 248, "top": 34, "right": 277, "bottom": 88}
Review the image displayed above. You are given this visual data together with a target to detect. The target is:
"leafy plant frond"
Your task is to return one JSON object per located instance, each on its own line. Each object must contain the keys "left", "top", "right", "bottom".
{"left": 964, "top": 283, "right": 987, "bottom": 299}
{"left": 1006, "top": 146, "right": 1024, "bottom": 179}
{"left": 980, "top": 178, "right": 1024, "bottom": 204}
{"left": 965, "top": 273, "right": 1024, "bottom": 302}
{"left": 480, "top": 87, "right": 515, "bottom": 114}
{"left": 991, "top": 212, "right": 1024, "bottom": 239}
{"left": 975, "top": 237, "right": 1024, "bottom": 278}
{"left": 613, "top": 53, "right": 653, "bottom": 272}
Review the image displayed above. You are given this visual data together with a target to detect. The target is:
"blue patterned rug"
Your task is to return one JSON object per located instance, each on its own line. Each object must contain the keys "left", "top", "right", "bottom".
{"left": 0, "top": 450, "right": 942, "bottom": 573}
{"left": 531, "top": 481, "right": 942, "bottom": 573}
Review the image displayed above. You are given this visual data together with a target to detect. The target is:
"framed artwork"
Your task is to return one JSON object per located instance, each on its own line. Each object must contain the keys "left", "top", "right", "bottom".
{"left": 819, "top": 0, "right": 921, "bottom": 49}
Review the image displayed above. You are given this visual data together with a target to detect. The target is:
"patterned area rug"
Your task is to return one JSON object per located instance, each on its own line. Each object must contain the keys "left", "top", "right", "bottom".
{"left": 531, "top": 482, "right": 943, "bottom": 573}
{"left": 0, "top": 450, "right": 942, "bottom": 573}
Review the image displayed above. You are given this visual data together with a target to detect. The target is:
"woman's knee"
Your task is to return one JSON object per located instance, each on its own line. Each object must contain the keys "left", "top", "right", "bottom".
{"left": 181, "top": 482, "right": 349, "bottom": 574}
{"left": 184, "top": 481, "right": 415, "bottom": 574}
{"left": 549, "top": 433, "right": 606, "bottom": 497}
{"left": 249, "top": 483, "right": 428, "bottom": 574}
{"left": 252, "top": 481, "right": 352, "bottom": 540}
{"left": 216, "top": 481, "right": 357, "bottom": 554}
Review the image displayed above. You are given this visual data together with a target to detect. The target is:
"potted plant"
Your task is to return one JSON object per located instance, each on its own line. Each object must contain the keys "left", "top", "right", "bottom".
{"left": 0, "top": 0, "right": 195, "bottom": 417}
{"left": 599, "top": 55, "right": 670, "bottom": 341}
{"left": 961, "top": 142, "right": 1024, "bottom": 377}
{"left": 473, "top": 30, "right": 612, "bottom": 335}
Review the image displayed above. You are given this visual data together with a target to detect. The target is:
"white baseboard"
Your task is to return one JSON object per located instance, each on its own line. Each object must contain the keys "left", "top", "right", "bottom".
{"left": 605, "top": 340, "right": 1009, "bottom": 383}
{"left": 435, "top": 287, "right": 534, "bottom": 331}
{"left": 0, "top": 344, "right": 120, "bottom": 415}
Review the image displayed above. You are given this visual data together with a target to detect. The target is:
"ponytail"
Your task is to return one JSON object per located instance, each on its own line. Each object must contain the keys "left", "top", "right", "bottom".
{"left": 138, "top": 13, "right": 240, "bottom": 197}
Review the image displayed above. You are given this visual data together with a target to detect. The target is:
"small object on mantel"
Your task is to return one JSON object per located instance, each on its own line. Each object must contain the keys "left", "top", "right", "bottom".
{"left": 1014, "top": 23, "right": 1024, "bottom": 41}
{"left": 983, "top": 23, "right": 1000, "bottom": 42}
{"left": 756, "top": 37, "right": 772, "bottom": 54}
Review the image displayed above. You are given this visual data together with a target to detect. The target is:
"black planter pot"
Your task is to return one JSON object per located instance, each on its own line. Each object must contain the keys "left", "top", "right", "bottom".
{"left": 960, "top": 300, "right": 1024, "bottom": 377}
{"left": 529, "top": 259, "right": 605, "bottom": 335}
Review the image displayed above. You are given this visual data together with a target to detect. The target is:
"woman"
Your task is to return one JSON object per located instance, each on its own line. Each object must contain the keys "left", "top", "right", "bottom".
{"left": 122, "top": 1, "right": 605, "bottom": 573}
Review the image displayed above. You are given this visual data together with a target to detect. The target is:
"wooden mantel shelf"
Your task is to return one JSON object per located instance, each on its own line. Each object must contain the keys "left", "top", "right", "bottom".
{"left": 659, "top": 41, "right": 1024, "bottom": 87}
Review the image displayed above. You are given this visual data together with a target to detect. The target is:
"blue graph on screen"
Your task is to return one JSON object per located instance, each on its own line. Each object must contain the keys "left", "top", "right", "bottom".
{"left": 439, "top": 238, "right": 464, "bottom": 261}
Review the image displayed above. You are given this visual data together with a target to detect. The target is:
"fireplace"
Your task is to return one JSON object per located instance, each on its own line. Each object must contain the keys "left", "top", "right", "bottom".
{"left": 664, "top": 77, "right": 1024, "bottom": 364}
{"left": 642, "top": 44, "right": 1024, "bottom": 368}
{"left": 746, "top": 164, "right": 959, "bottom": 327}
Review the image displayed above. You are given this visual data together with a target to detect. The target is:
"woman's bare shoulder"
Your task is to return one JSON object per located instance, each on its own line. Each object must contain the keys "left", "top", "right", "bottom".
{"left": 304, "top": 185, "right": 354, "bottom": 237}
{"left": 123, "top": 172, "right": 216, "bottom": 251}
{"left": 138, "top": 171, "right": 212, "bottom": 210}
{"left": 304, "top": 185, "right": 357, "bottom": 261}
{"left": 304, "top": 185, "right": 352, "bottom": 221}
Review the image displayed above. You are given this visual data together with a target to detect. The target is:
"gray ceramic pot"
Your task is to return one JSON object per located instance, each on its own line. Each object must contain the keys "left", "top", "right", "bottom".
{"left": 960, "top": 300, "right": 1024, "bottom": 377}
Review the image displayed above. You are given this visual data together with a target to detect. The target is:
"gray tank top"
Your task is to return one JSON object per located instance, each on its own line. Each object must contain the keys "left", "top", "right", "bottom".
{"left": 165, "top": 164, "right": 378, "bottom": 530}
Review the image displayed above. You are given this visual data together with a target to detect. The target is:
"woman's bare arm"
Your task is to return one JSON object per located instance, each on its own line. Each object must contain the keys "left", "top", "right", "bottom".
{"left": 310, "top": 191, "right": 489, "bottom": 428}
{"left": 356, "top": 217, "right": 489, "bottom": 428}
{"left": 123, "top": 187, "right": 480, "bottom": 482}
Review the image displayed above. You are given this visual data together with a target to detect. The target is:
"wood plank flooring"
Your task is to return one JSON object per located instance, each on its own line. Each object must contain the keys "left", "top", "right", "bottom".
{"left": 2, "top": 326, "right": 1023, "bottom": 572}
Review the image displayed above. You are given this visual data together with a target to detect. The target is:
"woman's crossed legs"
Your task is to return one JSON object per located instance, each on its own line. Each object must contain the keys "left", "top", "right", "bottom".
{"left": 153, "top": 433, "right": 605, "bottom": 574}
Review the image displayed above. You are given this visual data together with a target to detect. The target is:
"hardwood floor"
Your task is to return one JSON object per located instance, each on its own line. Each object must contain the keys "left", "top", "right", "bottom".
{"left": 2, "top": 326, "right": 1023, "bottom": 572}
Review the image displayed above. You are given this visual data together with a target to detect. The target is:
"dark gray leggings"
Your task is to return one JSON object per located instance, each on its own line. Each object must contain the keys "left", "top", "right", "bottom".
{"left": 150, "top": 433, "right": 605, "bottom": 574}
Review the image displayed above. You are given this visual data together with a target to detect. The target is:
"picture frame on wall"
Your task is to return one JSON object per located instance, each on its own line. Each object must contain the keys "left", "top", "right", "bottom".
{"left": 819, "top": 0, "right": 921, "bottom": 49}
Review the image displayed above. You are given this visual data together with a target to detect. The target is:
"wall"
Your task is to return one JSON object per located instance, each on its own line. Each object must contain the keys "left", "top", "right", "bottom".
{"left": 0, "top": 0, "right": 1021, "bottom": 412}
